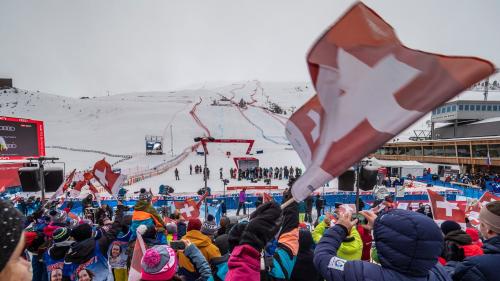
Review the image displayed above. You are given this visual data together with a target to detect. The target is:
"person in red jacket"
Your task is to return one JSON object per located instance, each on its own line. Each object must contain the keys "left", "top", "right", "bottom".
{"left": 465, "top": 228, "right": 483, "bottom": 248}
{"left": 356, "top": 224, "right": 373, "bottom": 261}
{"left": 440, "top": 220, "right": 483, "bottom": 265}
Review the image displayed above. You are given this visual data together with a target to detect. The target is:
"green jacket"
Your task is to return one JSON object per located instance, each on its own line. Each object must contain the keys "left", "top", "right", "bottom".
{"left": 312, "top": 221, "right": 328, "bottom": 243}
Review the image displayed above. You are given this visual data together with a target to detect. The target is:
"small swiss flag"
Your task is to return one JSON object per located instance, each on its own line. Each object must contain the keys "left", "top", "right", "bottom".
{"left": 427, "top": 189, "right": 466, "bottom": 228}
{"left": 263, "top": 193, "right": 273, "bottom": 203}
{"left": 93, "top": 159, "right": 126, "bottom": 197}
{"left": 175, "top": 198, "right": 200, "bottom": 220}
{"left": 128, "top": 231, "right": 146, "bottom": 281}
{"left": 465, "top": 192, "right": 500, "bottom": 227}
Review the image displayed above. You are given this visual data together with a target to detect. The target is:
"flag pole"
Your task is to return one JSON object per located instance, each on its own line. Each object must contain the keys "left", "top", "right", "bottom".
{"left": 281, "top": 198, "right": 295, "bottom": 209}
{"left": 356, "top": 162, "right": 361, "bottom": 214}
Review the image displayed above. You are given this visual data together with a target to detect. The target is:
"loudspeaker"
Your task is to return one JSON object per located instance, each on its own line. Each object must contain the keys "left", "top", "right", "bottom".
{"left": 18, "top": 167, "right": 64, "bottom": 192}
{"left": 359, "top": 166, "right": 378, "bottom": 191}
{"left": 44, "top": 168, "right": 64, "bottom": 192}
{"left": 18, "top": 167, "right": 40, "bottom": 192}
{"left": 338, "top": 170, "right": 355, "bottom": 191}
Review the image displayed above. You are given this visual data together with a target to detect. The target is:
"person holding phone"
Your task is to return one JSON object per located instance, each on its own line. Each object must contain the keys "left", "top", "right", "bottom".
{"left": 314, "top": 209, "right": 449, "bottom": 281}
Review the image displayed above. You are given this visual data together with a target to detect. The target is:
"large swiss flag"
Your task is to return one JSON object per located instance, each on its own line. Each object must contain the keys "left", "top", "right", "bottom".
{"left": 286, "top": 2, "right": 495, "bottom": 201}
{"left": 92, "top": 159, "right": 126, "bottom": 197}
{"left": 427, "top": 189, "right": 466, "bottom": 228}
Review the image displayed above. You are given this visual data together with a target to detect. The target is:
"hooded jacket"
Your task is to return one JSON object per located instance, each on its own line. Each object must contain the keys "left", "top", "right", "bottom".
{"left": 290, "top": 230, "right": 319, "bottom": 281}
{"left": 129, "top": 200, "right": 166, "bottom": 240}
{"left": 178, "top": 229, "right": 221, "bottom": 280}
{"left": 442, "top": 230, "right": 483, "bottom": 262}
{"left": 452, "top": 235, "right": 500, "bottom": 281}
{"left": 314, "top": 209, "right": 451, "bottom": 281}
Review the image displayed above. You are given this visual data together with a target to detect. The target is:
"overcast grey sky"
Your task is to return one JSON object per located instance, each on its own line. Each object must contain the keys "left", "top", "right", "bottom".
{"left": 0, "top": 0, "right": 499, "bottom": 97}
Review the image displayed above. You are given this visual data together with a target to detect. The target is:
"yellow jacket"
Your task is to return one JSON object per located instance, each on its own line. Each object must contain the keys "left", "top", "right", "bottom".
{"left": 177, "top": 230, "right": 221, "bottom": 272}
{"left": 312, "top": 221, "right": 328, "bottom": 243}
{"left": 337, "top": 227, "right": 363, "bottom": 261}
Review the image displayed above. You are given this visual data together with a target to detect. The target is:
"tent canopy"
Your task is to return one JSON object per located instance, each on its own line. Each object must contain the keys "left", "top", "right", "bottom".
{"left": 370, "top": 158, "right": 424, "bottom": 168}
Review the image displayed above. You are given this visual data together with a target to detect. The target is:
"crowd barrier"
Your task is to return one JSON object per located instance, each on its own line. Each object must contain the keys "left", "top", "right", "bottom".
{"left": 54, "top": 188, "right": 458, "bottom": 215}
{"left": 415, "top": 175, "right": 485, "bottom": 199}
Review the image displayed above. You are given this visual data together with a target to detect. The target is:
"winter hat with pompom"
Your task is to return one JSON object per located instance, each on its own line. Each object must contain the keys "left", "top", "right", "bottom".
{"left": 141, "top": 245, "right": 177, "bottom": 281}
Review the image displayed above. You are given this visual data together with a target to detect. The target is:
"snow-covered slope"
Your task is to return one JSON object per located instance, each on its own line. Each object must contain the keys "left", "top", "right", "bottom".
{"left": 1, "top": 81, "right": 317, "bottom": 194}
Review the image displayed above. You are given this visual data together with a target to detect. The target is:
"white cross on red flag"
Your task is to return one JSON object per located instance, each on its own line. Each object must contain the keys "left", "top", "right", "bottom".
{"left": 286, "top": 2, "right": 495, "bottom": 201}
{"left": 465, "top": 192, "right": 500, "bottom": 227}
{"left": 92, "top": 158, "right": 126, "bottom": 197}
{"left": 174, "top": 198, "right": 200, "bottom": 220}
{"left": 128, "top": 230, "right": 146, "bottom": 281}
{"left": 263, "top": 193, "right": 273, "bottom": 203}
{"left": 427, "top": 189, "right": 466, "bottom": 228}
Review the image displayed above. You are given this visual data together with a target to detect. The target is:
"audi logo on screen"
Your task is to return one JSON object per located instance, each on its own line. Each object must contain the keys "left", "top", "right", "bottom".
{"left": 0, "top": 126, "right": 15, "bottom": 131}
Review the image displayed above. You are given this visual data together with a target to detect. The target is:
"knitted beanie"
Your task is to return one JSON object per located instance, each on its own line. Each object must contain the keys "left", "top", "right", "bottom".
{"left": 0, "top": 200, "right": 25, "bottom": 273}
{"left": 201, "top": 220, "right": 218, "bottom": 236}
{"left": 53, "top": 227, "right": 71, "bottom": 243}
{"left": 187, "top": 218, "right": 202, "bottom": 232}
{"left": 440, "top": 220, "right": 461, "bottom": 235}
{"left": 141, "top": 245, "right": 177, "bottom": 281}
{"left": 165, "top": 223, "right": 177, "bottom": 234}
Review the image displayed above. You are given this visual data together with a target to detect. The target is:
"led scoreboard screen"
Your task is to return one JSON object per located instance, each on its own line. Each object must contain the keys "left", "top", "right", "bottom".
{"left": 0, "top": 116, "right": 45, "bottom": 160}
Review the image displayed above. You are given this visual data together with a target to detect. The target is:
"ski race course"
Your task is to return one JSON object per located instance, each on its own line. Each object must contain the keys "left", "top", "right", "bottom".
{"left": 0, "top": 81, "right": 324, "bottom": 196}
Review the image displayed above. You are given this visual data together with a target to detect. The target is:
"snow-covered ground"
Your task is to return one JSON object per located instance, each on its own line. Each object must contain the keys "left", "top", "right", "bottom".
{"left": 2, "top": 78, "right": 492, "bottom": 196}
{"left": 1, "top": 81, "right": 321, "bottom": 194}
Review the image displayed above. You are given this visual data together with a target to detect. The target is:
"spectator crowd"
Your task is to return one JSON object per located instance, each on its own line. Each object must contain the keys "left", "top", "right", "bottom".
{"left": 0, "top": 180, "right": 499, "bottom": 281}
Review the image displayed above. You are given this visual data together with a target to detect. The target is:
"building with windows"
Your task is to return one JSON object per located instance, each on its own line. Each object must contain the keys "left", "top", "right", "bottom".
{"left": 373, "top": 76, "right": 500, "bottom": 174}
{"left": 431, "top": 100, "right": 500, "bottom": 139}
{"left": 373, "top": 136, "right": 500, "bottom": 173}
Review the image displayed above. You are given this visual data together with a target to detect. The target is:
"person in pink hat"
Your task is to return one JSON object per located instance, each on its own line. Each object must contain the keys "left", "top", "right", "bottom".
{"left": 141, "top": 240, "right": 212, "bottom": 281}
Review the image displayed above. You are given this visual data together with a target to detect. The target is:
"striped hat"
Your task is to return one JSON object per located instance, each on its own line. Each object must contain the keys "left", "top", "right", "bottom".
{"left": 53, "top": 227, "right": 71, "bottom": 243}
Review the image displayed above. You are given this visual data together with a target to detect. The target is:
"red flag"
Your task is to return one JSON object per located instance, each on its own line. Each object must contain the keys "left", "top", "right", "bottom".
{"left": 128, "top": 231, "right": 146, "bottom": 281}
{"left": 263, "top": 193, "right": 273, "bottom": 203}
{"left": 465, "top": 192, "right": 500, "bottom": 227}
{"left": 427, "top": 189, "right": 466, "bottom": 228}
{"left": 83, "top": 171, "right": 94, "bottom": 181}
{"left": 93, "top": 159, "right": 126, "bottom": 197}
{"left": 287, "top": 2, "right": 495, "bottom": 201}
{"left": 50, "top": 169, "right": 76, "bottom": 200}
{"left": 479, "top": 191, "right": 500, "bottom": 207}
{"left": 175, "top": 198, "right": 200, "bottom": 220}
{"left": 70, "top": 180, "right": 87, "bottom": 197}
{"left": 88, "top": 181, "right": 99, "bottom": 194}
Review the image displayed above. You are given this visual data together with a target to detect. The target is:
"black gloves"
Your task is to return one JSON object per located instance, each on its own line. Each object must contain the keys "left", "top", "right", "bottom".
{"left": 240, "top": 201, "right": 282, "bottom": 251}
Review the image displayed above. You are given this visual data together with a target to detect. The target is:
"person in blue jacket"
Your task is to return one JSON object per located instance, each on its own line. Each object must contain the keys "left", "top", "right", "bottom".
{"left": 314, "top": 209, "right": 451, "bottom": 281}
{"left": 452, "top": 201, "right": 500, "bottom": 281}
